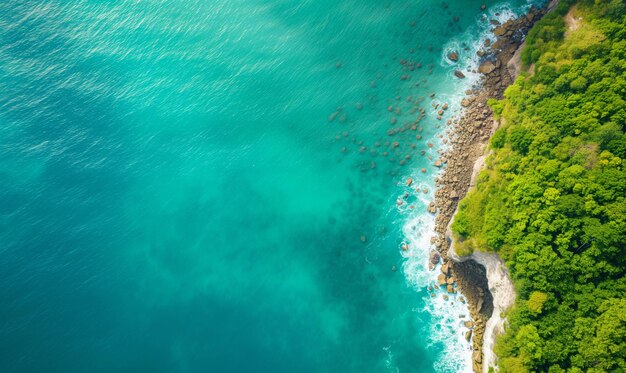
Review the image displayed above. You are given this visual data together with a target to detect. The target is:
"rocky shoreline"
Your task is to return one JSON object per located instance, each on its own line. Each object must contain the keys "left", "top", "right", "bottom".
{"left": 430, "top": 5, "right": 549, "bottom": 373}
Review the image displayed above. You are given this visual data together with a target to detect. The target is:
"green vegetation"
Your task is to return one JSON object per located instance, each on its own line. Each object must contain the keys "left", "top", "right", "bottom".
{"left": 451, "top": 1, "right": 626, "bottom": 371}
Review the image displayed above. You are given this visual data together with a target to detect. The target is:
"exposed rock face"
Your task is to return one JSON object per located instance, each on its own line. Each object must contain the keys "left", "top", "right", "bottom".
{"left": 430, "top": 5, "right": 548, "bottom": 373}
{"left": 450, "top": 249, "right": 516, "bottom": 373}
{"left": 507, "top": 41, "right": 525, "bottom": 79}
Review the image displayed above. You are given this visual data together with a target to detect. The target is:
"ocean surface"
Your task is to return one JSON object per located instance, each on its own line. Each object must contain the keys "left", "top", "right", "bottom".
{"left": 0, "top": 1, "right": 539, "bottom": 372}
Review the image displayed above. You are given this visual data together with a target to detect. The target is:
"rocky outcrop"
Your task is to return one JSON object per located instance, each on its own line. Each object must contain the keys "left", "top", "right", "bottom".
{"left": 431, "top": 5, "right": 548, "bottom": 373}
{"left": 450, "top": 248, "right": 516, "bottom": 373}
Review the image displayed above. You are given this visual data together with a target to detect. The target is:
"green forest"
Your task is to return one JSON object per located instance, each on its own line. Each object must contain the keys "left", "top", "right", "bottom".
{"left": 451, "top": 0, "right": 626, "bottom": 371}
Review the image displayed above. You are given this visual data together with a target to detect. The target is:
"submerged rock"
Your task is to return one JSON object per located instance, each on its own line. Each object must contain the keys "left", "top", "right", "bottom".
{"left": 431, "top": 251, "right": 441, "bottom": 265}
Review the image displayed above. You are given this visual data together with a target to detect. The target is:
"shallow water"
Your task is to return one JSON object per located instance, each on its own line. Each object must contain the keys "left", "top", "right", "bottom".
{"left": 0, "top": 1, "right": 539, "bottom": 371}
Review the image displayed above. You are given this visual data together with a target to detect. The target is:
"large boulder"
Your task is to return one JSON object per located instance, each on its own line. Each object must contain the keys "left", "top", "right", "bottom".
{"left": 493, "top": 26, "right": 506, "bottom": 36}
{"left": 478, "top": 61, "right": 496, "bottom": 74}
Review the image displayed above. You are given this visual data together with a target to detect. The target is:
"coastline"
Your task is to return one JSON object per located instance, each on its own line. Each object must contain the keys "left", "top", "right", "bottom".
{"left": 431, "top": 5, "right": 549, "bottom": 372}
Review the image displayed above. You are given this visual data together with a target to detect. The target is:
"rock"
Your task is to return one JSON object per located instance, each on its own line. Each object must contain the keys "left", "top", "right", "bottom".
{"left": 391, "top": 265, "right": 397, "bottom": 272}
{"left": 434, "top": 160, "right": 442, "bottom": 167}
{"left": 478, "top": 61, "right": 496, "bottom": 74}
{"left": 448, "top": 52, "right": 459, "bottom": 62}
{"left": 461, "top": 99, "right": 471, "bottom": 107}
{"left": 442, "top": 103, "right": 448, "bottom": 110}
{"left": 446, "top": 276, "right": 455, "bottom": 285}
{"left": 406, "top": 177, "right": 413, "bottom": 186}
{"left": 464, "top": 321, "right": 474, "bottom": 328}
{"left": 493, "top": 26, "right": 506, "bottom": 37}
{"left": 441, "top": 263, "right": 449, "bottom": 275}
{"left": 477, "top": 297, "right": 484, "bottom": 312}
{"left": 360, "top": 235, "right": 367, "bottom": 243}
{"left": 446, "top": 284, "right": 454, "bottom": 293}
{"left": 454, "top": 70, "right": 466, "bottom": 79}
{"left": 465, "top": 330, "right": 472, "bottom": 342}
{"left": 480, "top": 4, "right": 486, "bottom": 11}
{"left": 430, "top": 251, "right": 441, "bottom": 265}
{"left": 443, "top": 294, "right": 449, "bottom": 301}
{"left": 428, "top": 203, "right": 436, "bottom": 213}
{"left": 476, "top": 50, "right": 485, "bottom": 57}
{"left": 475, "top": 351, "right": 482, "bottom": 363}
{"left": 437, "top": 274, "right": 447, "bottom": 286}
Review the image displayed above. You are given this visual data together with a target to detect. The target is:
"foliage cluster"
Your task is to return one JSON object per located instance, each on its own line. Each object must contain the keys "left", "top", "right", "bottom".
{"left": 452, "top": 1, "right": 626, "bottom": 371}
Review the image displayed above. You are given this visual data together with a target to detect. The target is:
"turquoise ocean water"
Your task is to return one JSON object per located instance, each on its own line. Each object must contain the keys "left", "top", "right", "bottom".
{"left": 0, "top": 1, "right": 539, "bottom": 371}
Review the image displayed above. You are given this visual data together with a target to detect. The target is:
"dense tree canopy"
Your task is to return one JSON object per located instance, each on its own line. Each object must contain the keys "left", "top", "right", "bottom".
{"left": 452, "top": 1, "right": 626, "bottom": 371}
